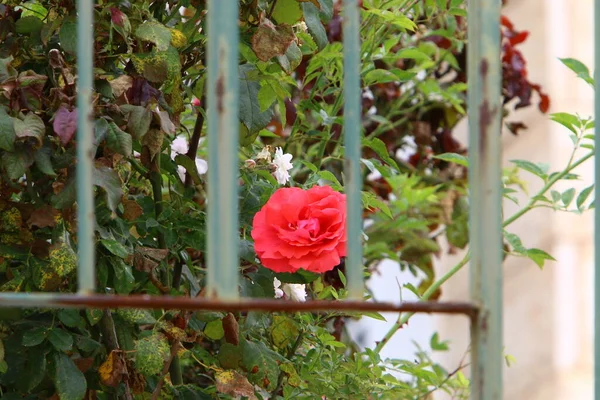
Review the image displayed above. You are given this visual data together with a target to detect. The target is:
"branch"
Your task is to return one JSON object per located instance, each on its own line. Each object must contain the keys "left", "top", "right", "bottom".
{"left": 184, "top": 103, "right": 205, "bottom": 188}
{"left": 151, "top": 341, "right": 182, "bottom": 400}
{"left": 270, "top": 329, "right": 304, "bottom": 400}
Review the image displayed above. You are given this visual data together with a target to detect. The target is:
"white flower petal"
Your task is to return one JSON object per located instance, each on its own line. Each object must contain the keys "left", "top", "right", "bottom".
{"left": 283, "top": 283, "right": 307, "bottom": 302}
{"left": 195, "top": 158, "right": 208, "bottom": 174}
{"left": 272, "top": 147, "right": 293, "bottom": 185}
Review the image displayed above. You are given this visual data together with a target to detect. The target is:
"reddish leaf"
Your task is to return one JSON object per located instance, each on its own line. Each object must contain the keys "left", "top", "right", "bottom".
{"left": 53, "top": 107, "right": 78, "bottom": 145}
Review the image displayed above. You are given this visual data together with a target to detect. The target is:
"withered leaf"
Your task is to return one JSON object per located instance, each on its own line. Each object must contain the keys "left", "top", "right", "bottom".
{"left": 222, "top": 313, "right": 239, "bottom": 346}
{"left": 133, "top": 246, "right": 168, "bottom": 273}
{"left": 122, "top": 197, "right": 143, "bottom": 221}
{"left": 27, "top": 205, "right": 59, "bottom": 228}
{"left": 110, "top": 75, "right": 134, "bottom": 99}
{"left": 215, "top": 370, "right": 257, "bottom": 400}
{"left": 98, "top": 350, "right": 127, "bottom": 387}
{"left": 251, "top": 19, "right": 296, "bottom": 62}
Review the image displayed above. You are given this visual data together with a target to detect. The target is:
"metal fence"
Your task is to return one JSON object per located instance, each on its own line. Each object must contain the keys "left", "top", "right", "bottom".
{"left": 4, "top": 0, "right": 578, "bottom": 399}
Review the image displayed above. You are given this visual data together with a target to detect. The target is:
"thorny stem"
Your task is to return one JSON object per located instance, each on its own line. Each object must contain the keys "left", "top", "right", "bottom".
{"left": 374, "top": 149, "right": 594, "bottom": 354}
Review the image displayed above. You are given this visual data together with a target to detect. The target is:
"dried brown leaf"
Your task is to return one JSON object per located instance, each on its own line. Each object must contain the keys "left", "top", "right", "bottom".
{"left": 251, "top": 19, "right": 295, "bottom": 62}
{"left": 215, "top": 370, "right": 257, "bottom": 400}
{"left": 98, "top": 350, "right": 127, "bottom": 387}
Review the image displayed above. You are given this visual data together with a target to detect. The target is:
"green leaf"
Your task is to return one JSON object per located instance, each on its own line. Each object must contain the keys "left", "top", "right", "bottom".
{"left": 218, "top": 343, "right": 242, "bottom": 369}
{"left": 86, "top": 309, "right": 103, "bottom": 326}
{"left": 559, "top": 57, "right": 594, "bottom": 86}
{"left": 272, "top": 0, "right": 303, "bottom": 25}
{"left": 242, "top": 340, "right": 285, "bottom": 391}
{"left": 94, "top": 166, "right": 123, "bottom": 212}
{"left": 120, "top": 104, "right": 152, "bottom": 139}
{"left": 432, "top": 153, "right": 468, "bottom": 167}
{"left": 58, "top": 309, "right": 85, "bottom": 328}
{"left": 317, "top": 170, "right": 342, "bottom": 189}
{"left": 271, "top": 316, "right": 299, "bottom": 348}
{"left": 526, "top": 248, "right": 555, "bottom": 269}
{"left": 52, "top": 352, "right": 87, "bottom": 400}
{"left": 550, "top": 112, "right": 580, "bottom": 135}
{"left": 14, "top": 112, "right": 45, "bottom": 147}
{"left": 204, "top": 319, "right": 224, "bottom": 340}
{"left": 239, "top": 64, "right": 275, "bottom": 133}
{"left": 48, "top": 328, "right": 74, "bottom": 351}
{"left": 430, "top": 333, "right": 449, "bottom": 351}
{"left": 561, "top": 188, "right": 576, "bottom": 207}
{"left": 22, "top": 327, "right": 48, "bottom": 347}
{"left": 24, "top": 345, "right": 46, "bottom": 392}
{"left": 510, "top": 159, "right": 548, "bottom": 179}
{"left": 2, "top": 151, "right": 29, "bottom": 180}
{"left": 16, "top": 15, "right": 43, "bottom": 34}
{"left": 258, "top": 82, "right": 277, "bottom": 113}
{"left": 577, "top": 184, "right": 594, "bottom": 210}
{"left": 34, "top": 144, "right": 57, "bottom": 176}
{"left": 0, "top": 107, "right": 16, "bottom": 151}
{"left": 364, "top": 9, "right": 417, "bottom": 31}
{"left": 277, "top": 41, "right": 303, "bottom": 73}
{"left": 362, "top": 137, "right": 400, "bottom": 171}
{"left": 112, "top": 258, "right": 136, "bottom": 294}
{"left": 59, "top": 20, "right": 78, "bottom": 55}
{"left": 363, "top": 69, "right": 400, "bottom": 86}
{"left": 174, "top": 154, "right": 203, "bottom": 185}
{"left": 134, "top": 21, "right": 172, "bottom": 51}
{"left": 106, "top": 122, "right": 133, "bottom": 156}
{"left": 302, "top": 2, "right": 328, "bottom": 50}
{"left": 504, "top": 231, "right": 526, "bottom": 254}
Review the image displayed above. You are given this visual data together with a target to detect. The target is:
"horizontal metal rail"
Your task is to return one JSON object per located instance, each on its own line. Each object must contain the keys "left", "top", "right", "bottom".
{"left": 0, "top": 294, "right": 477, "bottom": 317}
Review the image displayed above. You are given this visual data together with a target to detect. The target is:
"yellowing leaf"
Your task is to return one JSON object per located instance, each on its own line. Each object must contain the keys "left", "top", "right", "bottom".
{"left": 215, "top": 370, "right": 257, "bottom": 400}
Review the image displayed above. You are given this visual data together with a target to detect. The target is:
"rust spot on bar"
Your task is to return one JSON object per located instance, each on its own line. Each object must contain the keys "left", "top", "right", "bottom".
{"left": 480, "top": 58, "right": 489, "bottom": 77}
{"left": 44, "top": 295, "right": 479, "bottom": 318}
{"left": 216, "top": 75, "right": 225, "bottom": 115}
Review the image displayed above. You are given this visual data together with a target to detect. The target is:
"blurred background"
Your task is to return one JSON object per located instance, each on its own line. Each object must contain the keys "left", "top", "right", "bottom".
{"left": 351, "top": 0, "right": 595, "bottom": 398}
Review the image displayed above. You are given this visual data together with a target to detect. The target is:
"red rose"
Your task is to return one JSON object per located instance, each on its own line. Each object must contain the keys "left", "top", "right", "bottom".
{"left": 251, "top": 186, "right": 347, "bottom": 274}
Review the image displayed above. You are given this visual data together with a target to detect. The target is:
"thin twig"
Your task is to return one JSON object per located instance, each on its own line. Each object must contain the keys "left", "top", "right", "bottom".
{"left": 184, "top": 103, "right": 205, "bottom": 188}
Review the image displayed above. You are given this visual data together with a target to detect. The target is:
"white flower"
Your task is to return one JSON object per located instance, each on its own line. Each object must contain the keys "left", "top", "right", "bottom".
{"left": 272, "top": 147, "right": 293, "bottom": 185}
{"left": 283, "top": 283, "right": 307, "bottom": 302}
{"left": 171, "top": 136, "right": 189, "bottom": 159}
{"left": 256, "top": 146, "right": 272, "bottom": 162}
{"left": 273, "top": 278, "right": 284, "bottom": 299}
{"left": 273, "top": 278, "right": 307, "bottom": 302}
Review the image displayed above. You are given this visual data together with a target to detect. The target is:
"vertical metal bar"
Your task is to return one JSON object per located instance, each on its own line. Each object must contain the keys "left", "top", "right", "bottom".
{"left": 76, "top": 0, "right": 96, "bottom": 294}
{"left": 342, "top": 0, "right": 363, "bottom": 300}
{"left": 206, "top": 0, "right": 240, "bottom": 299}
{"left": 467, "top": 0, "right": 503, "bottom": 398}
{"left": 594, "top": 0, "right": 600, "bottom": 396}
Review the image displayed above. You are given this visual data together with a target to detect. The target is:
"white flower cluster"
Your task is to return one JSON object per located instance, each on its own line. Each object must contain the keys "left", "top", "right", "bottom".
{"left": 273, "top": 278, "right": 306, "bottom": 302}
{"left": 253, "top": 146, "right": 294, "bottom": 185}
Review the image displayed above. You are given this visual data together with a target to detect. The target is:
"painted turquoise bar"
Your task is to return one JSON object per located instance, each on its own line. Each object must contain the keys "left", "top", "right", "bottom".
{"left": 342, "top": 0, "right": 363, "bottom": 299}
{"left": 206, "top": 0, "right": 240, "bottom": 299}
{"left": 467, "top": 0, "right": 503, "bottom": 398}
{"left": 76, "top": 0, "right": 96, "bottom": 294}
{"left": 594, "top": 0, "right": 600, "bottom": 396}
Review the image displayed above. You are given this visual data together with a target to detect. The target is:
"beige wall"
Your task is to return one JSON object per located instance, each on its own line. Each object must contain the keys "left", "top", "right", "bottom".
{"left": 434, "top": 0, "right": 594, "bottom": 398}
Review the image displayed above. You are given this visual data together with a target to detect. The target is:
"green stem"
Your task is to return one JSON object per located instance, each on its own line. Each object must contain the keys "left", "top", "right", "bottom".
{"left": 374, "top": 149, "right": 594, "bottom": 354}
{"left": 373, "top": 252, "right": 470, "bottom": 354}
{"left": 503, "top": 151, "right": 593, "bottom": 227}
